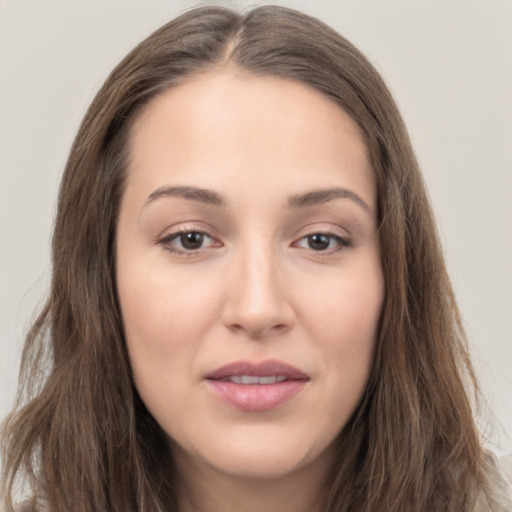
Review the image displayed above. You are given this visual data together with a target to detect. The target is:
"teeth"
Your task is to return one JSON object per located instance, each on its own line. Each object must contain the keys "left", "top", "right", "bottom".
{"left": 227, "top": 375, "right": 288, "bottom": 384}
{"left": 259, "top": 376, "right": 278, "bottom": 385}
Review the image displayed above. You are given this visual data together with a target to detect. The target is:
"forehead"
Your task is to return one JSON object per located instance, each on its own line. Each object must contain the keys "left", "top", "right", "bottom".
{"left": 126, "top": 69, "right": 375, "bottom": 210}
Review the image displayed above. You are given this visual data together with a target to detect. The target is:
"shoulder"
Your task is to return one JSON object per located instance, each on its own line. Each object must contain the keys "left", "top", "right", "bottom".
{"left": 474, "top": 451, "right": 512, "bottom": 512}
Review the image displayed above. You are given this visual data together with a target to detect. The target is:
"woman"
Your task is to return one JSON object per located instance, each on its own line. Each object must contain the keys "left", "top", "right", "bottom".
{"left": 1, "top": 5, "right": 510, "bottom": 512}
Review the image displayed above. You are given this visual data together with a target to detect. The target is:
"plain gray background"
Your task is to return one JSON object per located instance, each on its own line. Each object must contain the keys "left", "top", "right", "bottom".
{"left": 1, "top": 0, "right": 511, "bottom": 453}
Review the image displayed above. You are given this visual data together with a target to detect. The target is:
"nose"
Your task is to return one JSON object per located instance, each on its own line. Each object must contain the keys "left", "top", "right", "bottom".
{"left": 221, "top": 243, "right": 295, "bottom": 337}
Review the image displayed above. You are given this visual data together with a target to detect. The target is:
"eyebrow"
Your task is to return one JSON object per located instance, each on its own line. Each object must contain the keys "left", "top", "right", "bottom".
{"left": 287, "top": 187, "right": 371, "bottom": 213}
{"left": 144, "top": 185, "right": 371, "bottom": 213}
{"left": 145, "top": 185, "right": 225, "bottom": 207}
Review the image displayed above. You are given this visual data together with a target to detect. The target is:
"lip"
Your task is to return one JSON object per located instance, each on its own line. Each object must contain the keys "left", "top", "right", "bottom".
{"left": 204, "top": 359, "right": 309, "bottom": 411}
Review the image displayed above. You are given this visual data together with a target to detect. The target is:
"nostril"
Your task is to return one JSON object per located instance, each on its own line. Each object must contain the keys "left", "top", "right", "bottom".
{"left": 229, "top": 320, "right": 292, "bottom": 338}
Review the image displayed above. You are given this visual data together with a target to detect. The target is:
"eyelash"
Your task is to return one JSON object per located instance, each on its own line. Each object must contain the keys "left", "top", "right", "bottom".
{"left": 158, "top": 229, "right": 352, "bottom": 256}
{"left": 294, "top": 231, "right": 352, "bottom": 254}
{"left": 159, "top": 228, "right": 219, "bottom": 255}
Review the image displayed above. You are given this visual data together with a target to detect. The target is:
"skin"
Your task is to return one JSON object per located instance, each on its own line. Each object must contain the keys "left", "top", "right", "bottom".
{"left": 116, "top": 68, "right": 384, "bottom": 512}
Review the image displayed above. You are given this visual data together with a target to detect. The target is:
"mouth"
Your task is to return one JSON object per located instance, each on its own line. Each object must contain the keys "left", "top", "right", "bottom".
{"left": 204, "top": 359, "right": 309, "bottom": 411}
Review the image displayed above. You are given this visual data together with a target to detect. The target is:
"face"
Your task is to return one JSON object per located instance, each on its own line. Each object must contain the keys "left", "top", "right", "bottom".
{"left": 116, "top": 70, "right": 384, "bottom": 483}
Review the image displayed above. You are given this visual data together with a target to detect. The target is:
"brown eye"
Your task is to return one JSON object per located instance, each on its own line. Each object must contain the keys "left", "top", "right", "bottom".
{"left": 295, "top": 232, "right": 351, "bottom": 253}
{"left": 307, "top": 234, "right": 331, "bottom": 251}
{"left": 179, "top": 232, "right": 204, "bottom": 250}
{"left": 160, "top": 230, "right": 217, "bottom": 254}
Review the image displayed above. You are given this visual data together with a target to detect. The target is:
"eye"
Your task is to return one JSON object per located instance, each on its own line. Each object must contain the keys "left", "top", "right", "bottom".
{"left": 295, "top": 233, "right": 350, "bottom": 252}
{"left": 160, "top": 230, "right": 218, "bottom": 254}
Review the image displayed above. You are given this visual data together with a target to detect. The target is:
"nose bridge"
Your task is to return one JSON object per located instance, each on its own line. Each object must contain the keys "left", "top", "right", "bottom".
{"left": 222, "top": 234, "right": 293, "bottom": 336}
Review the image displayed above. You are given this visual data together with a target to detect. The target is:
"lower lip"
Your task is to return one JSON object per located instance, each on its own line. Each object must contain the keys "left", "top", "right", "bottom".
{"left": 206, "top": 380, "right": 307, "bottom": 411}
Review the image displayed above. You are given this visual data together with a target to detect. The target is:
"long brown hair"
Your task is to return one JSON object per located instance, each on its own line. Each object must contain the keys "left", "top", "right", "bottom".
{"left": 1, "top": 5, "right": 487, "bottom": 511}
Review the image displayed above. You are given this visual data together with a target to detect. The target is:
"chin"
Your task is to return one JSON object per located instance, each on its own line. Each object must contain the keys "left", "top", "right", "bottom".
{"left": 171, "top": 423, "right": 335, "bottom": 482}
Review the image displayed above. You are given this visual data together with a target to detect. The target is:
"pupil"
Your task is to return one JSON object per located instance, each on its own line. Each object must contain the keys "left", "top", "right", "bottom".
{"left": 308, "top": 234, "right": 330, "bottom": 250}
{"left": 181, "top": 232, "right": 203, "bottom": 249}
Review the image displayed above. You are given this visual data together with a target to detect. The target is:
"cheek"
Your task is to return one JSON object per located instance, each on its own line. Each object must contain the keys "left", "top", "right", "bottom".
{"left": 301, "top": 261, "right": 383, "bottom": 347}
{"left": 299, "top": 259, "right": 383, "bottom": 408}
{"left": 116, "top": 260, "right": 219, "bottom": 398}
{"left": 117, "top": 268, "right": 219, "bottom": 437}
{"left": 118, "top": 250, "right": 220, "bottom": 340}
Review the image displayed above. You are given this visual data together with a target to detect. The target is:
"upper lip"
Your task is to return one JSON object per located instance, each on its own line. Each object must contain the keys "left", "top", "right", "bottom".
{"left": 205, "top": 359, "right": 310, "bottom": 381}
